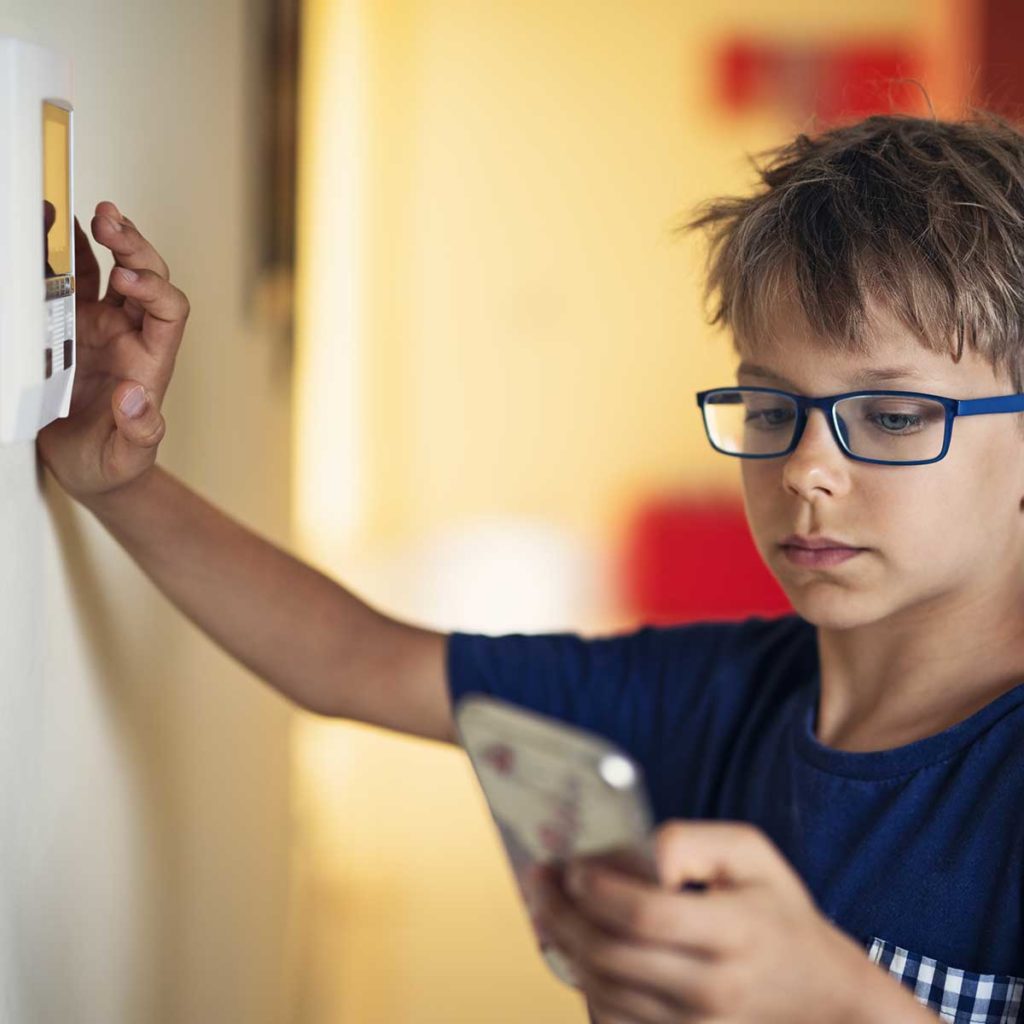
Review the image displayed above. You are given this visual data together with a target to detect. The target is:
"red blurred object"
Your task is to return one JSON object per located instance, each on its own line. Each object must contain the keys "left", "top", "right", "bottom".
{"left": 716, "top": 38, "right": 925, "bottom": 123}
{"left": 621, "top": 495, "right": 792, "bottom": 624}
{"left": 980, "top": 0, "right": 1024, "bottom": 119}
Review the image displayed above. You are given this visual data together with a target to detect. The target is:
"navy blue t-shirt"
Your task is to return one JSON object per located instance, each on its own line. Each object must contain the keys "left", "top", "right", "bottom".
{"left": 448, "top": 614, "right": 1024, "bottom": 1023}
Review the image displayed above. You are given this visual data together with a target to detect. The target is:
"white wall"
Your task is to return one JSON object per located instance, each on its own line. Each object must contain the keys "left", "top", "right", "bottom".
{"left": 0, "top": 3, "right": 295, "bottom": 1022}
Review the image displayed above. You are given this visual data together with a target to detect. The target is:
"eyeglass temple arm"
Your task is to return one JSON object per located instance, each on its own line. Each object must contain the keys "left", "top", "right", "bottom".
{"left": 957, "top": 394, "right": 1024, "bottom": 416}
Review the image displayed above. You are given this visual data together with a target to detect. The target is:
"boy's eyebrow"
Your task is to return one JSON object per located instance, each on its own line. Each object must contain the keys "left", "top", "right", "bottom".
{"left": 736, "top": 361, "right": 927, "bottom": 388}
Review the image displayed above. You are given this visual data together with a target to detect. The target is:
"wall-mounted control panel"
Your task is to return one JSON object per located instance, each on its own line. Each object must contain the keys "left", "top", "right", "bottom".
{"left": 0, "top": 37, "right": 76, "bottom": 444}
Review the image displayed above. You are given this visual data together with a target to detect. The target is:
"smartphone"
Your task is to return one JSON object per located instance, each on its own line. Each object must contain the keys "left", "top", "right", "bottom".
{"left": 454, "top": 693, "right": 660, "bottom": 987}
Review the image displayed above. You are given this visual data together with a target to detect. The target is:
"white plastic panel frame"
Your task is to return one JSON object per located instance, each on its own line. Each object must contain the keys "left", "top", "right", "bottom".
{"left": 0, "top": 37, "right": 76, "bottom": 444}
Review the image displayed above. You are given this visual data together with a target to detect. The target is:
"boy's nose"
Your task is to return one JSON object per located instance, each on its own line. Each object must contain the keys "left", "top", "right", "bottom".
{"left": 781, "top": 408, "right": 852, "bottom": 498}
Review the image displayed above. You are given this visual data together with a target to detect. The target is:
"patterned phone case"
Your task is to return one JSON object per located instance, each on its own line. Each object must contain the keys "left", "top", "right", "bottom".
{"left": 455, "top": 693, "right": 658, "bottom": 987}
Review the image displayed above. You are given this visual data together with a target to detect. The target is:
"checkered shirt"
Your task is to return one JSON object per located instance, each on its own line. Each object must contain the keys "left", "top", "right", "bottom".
{"left": 868, "top": 936, "right": 1024, "bottom": 1023}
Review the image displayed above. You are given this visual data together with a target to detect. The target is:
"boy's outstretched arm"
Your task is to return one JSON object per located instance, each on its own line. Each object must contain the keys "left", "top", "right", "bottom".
{"left": 82, "top": 467, "right": 453, "bottom": 740}
{"left": 37, "top": 203, "right": 455, "bottom": 744}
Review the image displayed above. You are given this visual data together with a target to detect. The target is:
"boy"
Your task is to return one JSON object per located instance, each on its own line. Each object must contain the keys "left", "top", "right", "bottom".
{"left": 38, "top": 113, "right": 1024, "bottom": 1023}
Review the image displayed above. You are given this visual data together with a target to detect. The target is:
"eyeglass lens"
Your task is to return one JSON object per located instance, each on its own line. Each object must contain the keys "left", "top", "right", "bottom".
{"left": 704, "top": 390, "right": 947, "bottom": 462}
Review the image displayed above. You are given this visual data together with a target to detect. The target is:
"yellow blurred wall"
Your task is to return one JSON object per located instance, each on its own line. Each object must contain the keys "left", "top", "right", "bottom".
{"left": 297, "top": 0, "right": 969, "bottom": 562}
{"left": 291, "top": 2, "right": 970, "bottom": 1021}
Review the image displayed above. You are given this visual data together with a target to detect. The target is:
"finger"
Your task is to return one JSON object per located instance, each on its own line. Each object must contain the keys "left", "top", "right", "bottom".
{"left": 534, "top": 870, "right": 715, "bottom": 1003}
{"left": 91, "top": 213, "right": 125, "bottom": 308}
{"left": 654, "top": 820, "right": 793, "bottom": 891}
{"left": 108, "top": 380, "right": 167, "bottom": 472}
{"left": 565, "top": 860, "right": 737, "bottom": 955}
{"left": 106, "top": 267, "right": 190, "bottom": 367}
{"left": 90, "top": 204, "right": 170, "bottom": 294}
{"left": 92, "top": 217, "right": 170, "bottom": 306}
{"left": 582, "top": 969, "right": 702, "bottom": 1024}
{"left": 74, "top": 217, "right": 101, "bottom": 302}
{"left": 95, "top": 201, "right": 169, "bottom": 278}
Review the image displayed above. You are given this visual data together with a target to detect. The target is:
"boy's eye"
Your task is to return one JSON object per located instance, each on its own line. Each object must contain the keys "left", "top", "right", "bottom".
{"left": 872, "top": 411, "right": 920, "bottom": 432}
{"left": 858, "top": 399, "right": 944, "bottom": 434}
{"left": 744, "top": 406, "right": 795, "bottom": 429}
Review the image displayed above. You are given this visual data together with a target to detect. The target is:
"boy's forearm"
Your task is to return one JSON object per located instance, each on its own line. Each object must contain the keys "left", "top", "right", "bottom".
{"left": 79, "top": 464, "right": 411, "bottom": 718}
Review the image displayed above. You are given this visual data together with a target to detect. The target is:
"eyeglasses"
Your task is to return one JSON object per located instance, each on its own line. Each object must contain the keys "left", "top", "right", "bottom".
{"left": 695, "top": 386, "right": 1024, "bottom": 466}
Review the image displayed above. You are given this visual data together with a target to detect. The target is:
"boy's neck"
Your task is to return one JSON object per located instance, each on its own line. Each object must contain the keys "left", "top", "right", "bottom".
{"left": 812, "top": 585, "right": 1024, "bottom": 753}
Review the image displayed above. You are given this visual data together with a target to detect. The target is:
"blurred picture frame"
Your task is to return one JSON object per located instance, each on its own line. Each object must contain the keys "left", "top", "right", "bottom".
{"left": 244, "top": 0, "right": 300, "bottom": 364}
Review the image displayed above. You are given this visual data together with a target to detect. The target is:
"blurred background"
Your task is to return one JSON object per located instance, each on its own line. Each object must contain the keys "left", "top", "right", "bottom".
{"left": 0, "top": 0, "right": 1013, "bottom": 1021}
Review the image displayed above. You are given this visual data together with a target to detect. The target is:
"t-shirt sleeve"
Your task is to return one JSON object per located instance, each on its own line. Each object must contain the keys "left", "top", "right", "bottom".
{"left": 446, "top": 618, "right": 772, "bottom": 821}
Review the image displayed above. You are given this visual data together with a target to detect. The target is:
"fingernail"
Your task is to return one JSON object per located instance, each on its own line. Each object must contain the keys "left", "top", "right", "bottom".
{"left": 120, "top": 386, "right": 147, "bottom": 418}
{"left": 104, "top": 215, "right": 122, "bottom": 232}
{"left": 117, "top": 267, "right": 138, "bottom": 282}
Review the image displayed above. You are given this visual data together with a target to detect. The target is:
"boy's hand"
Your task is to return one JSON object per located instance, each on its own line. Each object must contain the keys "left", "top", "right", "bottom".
{"left": 528, "top": 821, "right": 932, "bottom": 1023}
{"left": 36, "top": 201, "right": 189, "bottom": 503}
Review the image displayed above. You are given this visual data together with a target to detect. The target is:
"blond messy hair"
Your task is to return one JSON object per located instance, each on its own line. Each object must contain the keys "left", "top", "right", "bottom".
{"left": 685, "top": 112, "right": 1024, "bottom": 392}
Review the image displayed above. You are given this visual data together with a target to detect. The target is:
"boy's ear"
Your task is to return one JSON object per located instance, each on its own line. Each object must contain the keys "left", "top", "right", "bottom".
{"left": 1017, "top": 417, "right": 1024, "bottom": 510}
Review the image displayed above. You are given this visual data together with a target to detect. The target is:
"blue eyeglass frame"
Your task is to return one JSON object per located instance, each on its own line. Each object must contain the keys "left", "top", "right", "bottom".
{"left": 694, "top": 385, "right": 1024, "bottom": 466}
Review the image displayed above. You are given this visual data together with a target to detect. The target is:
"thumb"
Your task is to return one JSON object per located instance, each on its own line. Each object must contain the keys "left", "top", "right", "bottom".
{"left": 653, "top": 820, "right": 789, "bottom": 891}
{"left": 112, "top": 381, "right": 166, "bottom": 451}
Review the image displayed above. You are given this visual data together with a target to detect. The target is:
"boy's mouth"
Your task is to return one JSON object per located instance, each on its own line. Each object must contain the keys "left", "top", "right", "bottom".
{"left": 779, "top": 534, "right": 866, "bottom": 567}
{"left": 780, "top": 534, "right": 859, "bottom": 549}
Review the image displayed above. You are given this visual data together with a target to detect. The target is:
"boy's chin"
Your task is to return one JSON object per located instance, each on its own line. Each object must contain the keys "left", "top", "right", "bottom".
{"left": 781, "top": 587, "right": 884, "bottom": 632}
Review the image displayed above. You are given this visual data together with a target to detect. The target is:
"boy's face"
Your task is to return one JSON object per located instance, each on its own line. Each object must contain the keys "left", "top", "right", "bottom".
{"left": 737, "top": 298, "right": 1024, "bottom": 632}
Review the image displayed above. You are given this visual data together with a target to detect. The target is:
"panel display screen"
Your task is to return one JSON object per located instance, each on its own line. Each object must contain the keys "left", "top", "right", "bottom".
{"left": 43, "top": 102, "right": 71, "bottom": 279}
